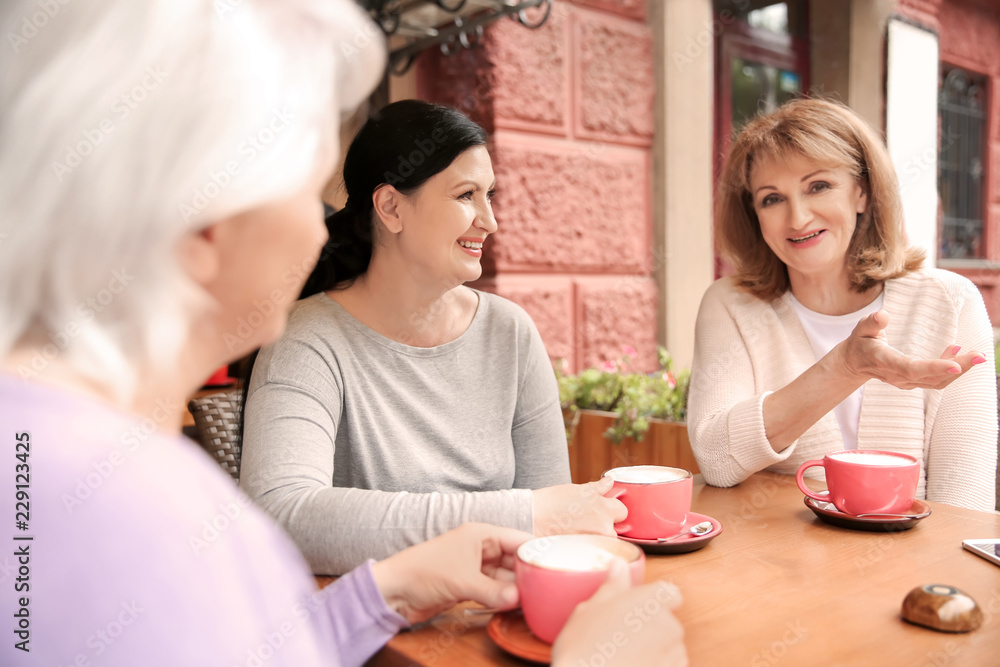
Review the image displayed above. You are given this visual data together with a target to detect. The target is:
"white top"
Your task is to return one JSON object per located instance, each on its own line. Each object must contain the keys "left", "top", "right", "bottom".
{"left": 788, "top": 291, "right": 884, "bottom": 449}
{"left": 687, "top": 269, "right": 997, "bottom": 512}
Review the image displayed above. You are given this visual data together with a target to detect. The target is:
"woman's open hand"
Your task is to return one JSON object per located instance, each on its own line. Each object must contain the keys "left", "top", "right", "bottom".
{"left": 836, "top": 310, "right": 986, "bottom": 390}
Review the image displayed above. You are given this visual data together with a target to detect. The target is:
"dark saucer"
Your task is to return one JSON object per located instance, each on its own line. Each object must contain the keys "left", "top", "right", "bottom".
{"left": 487, "top": 610, "right": 551, "bottom": 664}
{"left": 617, "top": 512, "right": 723, "bottom": 554}
{"left": 804, "top": 491, "right": 931, "bottom": 532}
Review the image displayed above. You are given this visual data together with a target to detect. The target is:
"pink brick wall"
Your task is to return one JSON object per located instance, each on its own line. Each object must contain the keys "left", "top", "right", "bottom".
{"left": 418, "top": 0, "right": 657, "bottom": 371}
{"left": 897, "top": 0, "right": 1000, "bottom": 322}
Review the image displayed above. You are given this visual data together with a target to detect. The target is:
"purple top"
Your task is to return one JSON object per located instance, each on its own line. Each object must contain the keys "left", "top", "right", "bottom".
{"left": 0, "top": 374, "right": 408, "bottom": 666}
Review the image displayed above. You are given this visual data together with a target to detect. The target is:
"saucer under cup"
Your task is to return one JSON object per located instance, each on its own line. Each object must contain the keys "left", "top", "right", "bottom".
{"left": 796, "top": 450, "right": 919, "bottom": 516}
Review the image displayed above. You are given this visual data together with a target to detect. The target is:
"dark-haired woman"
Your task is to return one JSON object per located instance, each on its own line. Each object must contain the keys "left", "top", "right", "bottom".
{"left": 688, "top": 98, "right": 996, "bottom": 511}
{"left": 240, "top": 100, "right": 625, "bottom": 574}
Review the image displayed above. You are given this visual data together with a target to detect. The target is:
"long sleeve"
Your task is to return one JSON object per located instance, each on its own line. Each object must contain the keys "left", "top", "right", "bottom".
{"left": 511, "top": 322, "right": 573, "bottom": 489}
{"left": 923, "top": 275, "right": 997, "bottom": 511}
{"left": 687, "top": 279, "right": 815, "bottom": 486}
{"left": 688, "top": 271, "right": 999, "bottom": 511}
{"left": 0, "top": 375, "right": 409, "bottom": 667}
{"left": 241, "top": 371, "right": 533, "bottom": 575}
{"left": 313, "top": 561, "right": 410, "bottom": 667}
{"left": 239, "top": 292, "right": 564, "bottom": 575}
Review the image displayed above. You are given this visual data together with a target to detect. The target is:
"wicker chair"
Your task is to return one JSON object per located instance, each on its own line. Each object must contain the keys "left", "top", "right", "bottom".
{"left": 187, "top": 388, "right": 243, "bottom": 483}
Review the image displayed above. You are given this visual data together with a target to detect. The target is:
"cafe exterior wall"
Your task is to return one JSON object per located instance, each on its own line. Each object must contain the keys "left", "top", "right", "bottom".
{"left": 894, "top": 0, "right": 1000, "bottom": 322}
{"left": 416, "top": 0, "right": 659, "bottom": 373}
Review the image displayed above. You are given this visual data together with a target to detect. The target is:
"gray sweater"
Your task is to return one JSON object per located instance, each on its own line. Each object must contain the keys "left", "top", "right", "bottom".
{"left": 240, "top": 290, "right": 570, "bottom": 574}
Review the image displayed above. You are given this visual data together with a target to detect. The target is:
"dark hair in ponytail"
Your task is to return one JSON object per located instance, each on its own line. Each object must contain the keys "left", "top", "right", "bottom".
{"left": 299, "top": 99, "right": 487, "bottom": 298}
{"left": 238, "top": 102, "right": 487, "bottom": 452}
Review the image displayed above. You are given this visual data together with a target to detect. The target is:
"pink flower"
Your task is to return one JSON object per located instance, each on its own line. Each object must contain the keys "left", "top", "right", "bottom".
{"left": 665, "top": 371, "right": 676, "bottom": 389}
{"left": 622, "top": 344, "right": 638, "bottom": 358}
{"left": 601, "top": 360, "right": 617, "bottom": 372}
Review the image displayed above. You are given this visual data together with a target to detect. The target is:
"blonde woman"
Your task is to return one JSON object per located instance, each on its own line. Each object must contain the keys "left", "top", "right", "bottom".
{"left": 689, "top": 98, "right": 996, "bottom": 511}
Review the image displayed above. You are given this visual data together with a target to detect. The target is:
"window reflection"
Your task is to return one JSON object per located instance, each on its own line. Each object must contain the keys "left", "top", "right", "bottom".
{"left": 731, "top": 57, "right": 801, "bottom": 132}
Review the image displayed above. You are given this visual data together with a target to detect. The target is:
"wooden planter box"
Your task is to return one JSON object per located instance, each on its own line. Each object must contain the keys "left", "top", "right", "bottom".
{"left": 565, "top": 409, "right": 700, "bottom": 484}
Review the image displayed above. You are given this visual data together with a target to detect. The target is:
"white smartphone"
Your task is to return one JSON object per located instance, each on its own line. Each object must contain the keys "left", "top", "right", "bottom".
{"left": 963, "top": 539, "right": 1000, "bottom": 567}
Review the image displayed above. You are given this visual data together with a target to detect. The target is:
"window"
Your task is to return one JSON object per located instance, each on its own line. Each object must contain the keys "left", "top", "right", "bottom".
{"left": 713, "top": 1, "right": 809, "bottom": 277}
{"left": 938, "top": 66, "right": 987, "bottom": 260}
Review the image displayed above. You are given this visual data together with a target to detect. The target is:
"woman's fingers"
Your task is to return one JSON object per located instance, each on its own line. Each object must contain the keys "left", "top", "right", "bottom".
{"left": 939, "top": 344, "right": 962, "bottom": 360}
{"left": 874, "top": 349, "right": 987, "bottom": 390}
{"left": 855, "top": 309, "right": 889, "bottom": 339}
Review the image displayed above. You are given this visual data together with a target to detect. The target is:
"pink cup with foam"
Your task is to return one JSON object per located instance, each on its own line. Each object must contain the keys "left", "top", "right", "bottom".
{"left": 515, "top": 534, "right": 645, "bottom": 644}
{"left": 796, "top": 449, "right": 920, "bottom": 515}
{"left": 603, "top": 465, "right": 693, "bottom": 539}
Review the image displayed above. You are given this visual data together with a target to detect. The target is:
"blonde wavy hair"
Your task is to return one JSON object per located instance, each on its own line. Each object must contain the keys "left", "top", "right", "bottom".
{"left": 715, "top": 97, "right": 924, "bottom": 301}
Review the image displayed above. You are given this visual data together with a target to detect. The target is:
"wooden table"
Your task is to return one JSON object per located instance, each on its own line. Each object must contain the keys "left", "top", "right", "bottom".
{"left": 347, "top": 472, "right": 1000, "bottom": 666}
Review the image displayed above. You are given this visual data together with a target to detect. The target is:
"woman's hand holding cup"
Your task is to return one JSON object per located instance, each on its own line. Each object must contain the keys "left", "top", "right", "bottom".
{"left": 532, "top": 478, "right": 628, "bottom": 537}
{"left": 602, "top": 466, "right": 693, "bottom": 539}
{"left": 371, "top": 523, "right": 532, "bottom": 625}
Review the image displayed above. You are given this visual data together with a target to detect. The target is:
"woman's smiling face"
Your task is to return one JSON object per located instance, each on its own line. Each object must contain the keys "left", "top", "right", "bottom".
{"left": 395, "top": 145, "right": 498, "bottom": 286}
{"left": 750, "top": 152, "right": 867, "bottom": 288}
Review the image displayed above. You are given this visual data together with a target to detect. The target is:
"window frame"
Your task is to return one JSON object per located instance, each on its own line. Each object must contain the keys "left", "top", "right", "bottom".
{"left": 937, "top": 60, "right": 992, "bottom": 265}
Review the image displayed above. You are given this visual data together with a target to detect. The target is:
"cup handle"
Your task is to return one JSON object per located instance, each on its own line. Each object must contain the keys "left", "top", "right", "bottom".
{"left": 795, "top": 460, "right": 828, "bottom": 502}
{"left": 608, "top": 488, "right": 631, "bottom": 535}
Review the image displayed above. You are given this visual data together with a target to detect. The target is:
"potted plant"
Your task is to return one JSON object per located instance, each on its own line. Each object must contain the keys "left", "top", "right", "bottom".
{"left": 555, "top": 346, "right": 698, "bottom": 483}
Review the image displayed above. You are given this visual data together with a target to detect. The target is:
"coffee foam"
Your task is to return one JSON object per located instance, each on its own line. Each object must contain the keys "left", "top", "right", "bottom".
{"left": 520, "top": 541, "right": 617, "bottom": 572}
{"left": 830, "top": 452, "right": 912, "bottom": 466}
{"left": 605, "top": 466, "right": 686, "bottom": 484}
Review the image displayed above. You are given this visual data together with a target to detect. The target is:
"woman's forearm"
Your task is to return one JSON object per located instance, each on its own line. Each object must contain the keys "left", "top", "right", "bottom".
{"left": 762, "top": 348, "right": 866, "bottom": 452}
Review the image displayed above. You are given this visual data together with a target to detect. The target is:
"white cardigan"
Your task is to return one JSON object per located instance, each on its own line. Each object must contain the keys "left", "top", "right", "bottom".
{"left": 688, "top": 269, "right": 997, "bottom": 512}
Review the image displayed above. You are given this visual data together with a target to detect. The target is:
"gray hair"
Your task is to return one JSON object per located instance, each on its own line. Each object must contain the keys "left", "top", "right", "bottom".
{"left": 0, "top": 0, "right": 384, "bottom": 398}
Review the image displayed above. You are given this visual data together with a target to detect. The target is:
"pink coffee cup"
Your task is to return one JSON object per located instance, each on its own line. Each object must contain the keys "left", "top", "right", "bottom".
{"left": 603, "top": 465, "right": 693, "bottom": 539}
{"left": 515, "top": 534, "right": 645, "bottom": 644}
{"left": 795, "top": 449, "right": 920, "bottom": 515}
